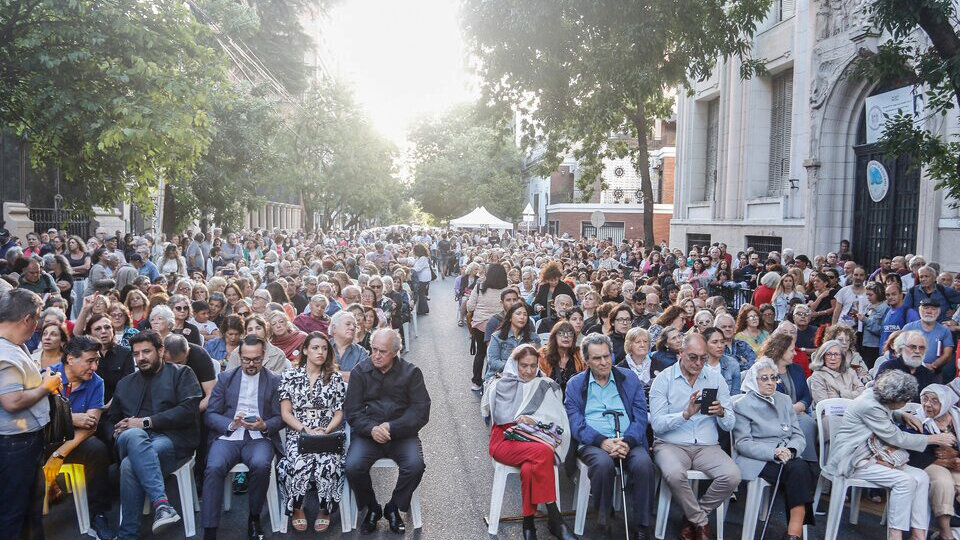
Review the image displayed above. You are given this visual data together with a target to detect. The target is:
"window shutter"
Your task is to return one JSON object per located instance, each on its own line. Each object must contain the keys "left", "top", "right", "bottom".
{"left": 780, "top": 0, "right": 796, "bottom": 20}
{"left": 768, "top": 71, "right": 793, "bottom": 195}
{"left": 704, "top": 99, "right": 719, "bottom": 202}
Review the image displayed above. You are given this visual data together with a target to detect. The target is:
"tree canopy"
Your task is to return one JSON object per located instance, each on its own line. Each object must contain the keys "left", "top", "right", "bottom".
{"left": 408, "top": 104, "right": 524, "bottom": 223}
{"left": 462, "top": 0, "right": 771, "bottom": 245}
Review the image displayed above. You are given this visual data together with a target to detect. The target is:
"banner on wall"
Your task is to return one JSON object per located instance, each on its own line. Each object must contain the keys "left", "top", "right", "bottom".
{"left": 865, "top": 85, "right": 925, "bottom": 145}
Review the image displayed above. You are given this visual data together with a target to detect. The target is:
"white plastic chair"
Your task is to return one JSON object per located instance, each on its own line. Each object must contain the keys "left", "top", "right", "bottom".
{"left": 139, "top": 455, "right": 200, "bottom": 537}
{"left": 345, "top": 458, "right": 423, "bottom": 531}
{"left": 814, "top": 398, "right": 889, "bottom": 540}
{"left": 572, "top": 458, "right": 624, "bottom": 535}
{"left": 488, "top": 459, "right": 561, "bottom": 534}
{"left": 654, "top": 470, "right": 727, "bottom": 540}
{"left": 46, "top": 463, "right": 91, "bottom": 535}
{"left": 222, "top": 461, "right": 283, "bottom": 533}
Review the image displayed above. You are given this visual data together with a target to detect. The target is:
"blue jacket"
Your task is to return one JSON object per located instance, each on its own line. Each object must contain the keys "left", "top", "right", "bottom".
{"left": 776, "top": 363, "right": 812, "bottom": 412}
{"left": 564, "top": 366, "right": 649, "bottom": 449}
{"left": 484, "top": 331, "right": 541, "bottom": 380}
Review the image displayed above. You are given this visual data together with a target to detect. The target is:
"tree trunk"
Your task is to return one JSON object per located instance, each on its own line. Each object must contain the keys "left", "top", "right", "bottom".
{"left": 631, "top": 102, "right": 655, "bottom": 247}
{"left": 914, "top": 4, "right": 960, "bottom": 177}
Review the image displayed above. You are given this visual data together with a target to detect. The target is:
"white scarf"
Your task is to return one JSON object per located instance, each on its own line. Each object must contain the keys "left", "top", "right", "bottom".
{"left": 919, "top": 384, "right": 960, "bottom": 435}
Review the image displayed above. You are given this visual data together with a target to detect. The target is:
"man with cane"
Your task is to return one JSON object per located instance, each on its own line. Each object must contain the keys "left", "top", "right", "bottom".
{"left": 565, "top": 334, "right": 656, "bottom": 540}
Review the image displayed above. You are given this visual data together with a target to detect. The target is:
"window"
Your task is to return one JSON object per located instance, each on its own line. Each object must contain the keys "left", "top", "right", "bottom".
{"left": 776, "top": 0, "right": 795, "bottom": 21}
{"left": 768, "top": 71, "right": 793, "bottom": 195}
{"left": 548, "top": 220, "right": 559, "bottom": 235}
{"left": 704, "top": 99, "right": 719, "bottom": 202}
{"left": 687, "top": 234, "right": 712, "bottom": 254}
{"left": 745, "top": 235, "right": 783, "bottom": 262}
{"left": 582, "top": 221, "right": 625, "bottom": 244}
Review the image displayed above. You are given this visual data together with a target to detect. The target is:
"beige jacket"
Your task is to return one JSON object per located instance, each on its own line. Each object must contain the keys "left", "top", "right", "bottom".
{"left": 808, "top": 367, "right": 867, "bottom": 407}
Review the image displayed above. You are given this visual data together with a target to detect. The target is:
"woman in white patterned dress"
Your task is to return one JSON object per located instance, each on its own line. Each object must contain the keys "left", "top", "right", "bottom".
{"left": 278, "top": 331, "right": 346, "bottom": 532}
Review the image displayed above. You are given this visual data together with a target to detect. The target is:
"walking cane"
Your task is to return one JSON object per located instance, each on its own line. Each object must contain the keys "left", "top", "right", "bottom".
{"left": 602, "top": 410, "right": 630, "bottom": 540}
{"left": 758, "top": 459, "right": 786, "bottom": 540}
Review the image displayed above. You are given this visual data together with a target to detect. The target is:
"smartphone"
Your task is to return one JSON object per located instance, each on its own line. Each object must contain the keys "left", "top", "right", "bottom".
{"left": 223, "top": 269, "right": 234, "bottom": 276}
{"left": 699, "top": 388, "right": 719, "bottom": 415}
{"left": 243, "top": 414, "right": 258, "bottom": 423}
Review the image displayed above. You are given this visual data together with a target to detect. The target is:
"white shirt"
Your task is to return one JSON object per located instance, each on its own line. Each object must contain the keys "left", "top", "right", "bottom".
{"left": 221, "top": 372, "right": 262, "bottom": 441}
{"left": 835, "top": 285, "right": 869, "bottom": 330}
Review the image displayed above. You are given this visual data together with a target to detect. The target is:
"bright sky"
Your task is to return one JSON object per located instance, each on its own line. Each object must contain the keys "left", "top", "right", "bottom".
{"left": 325, "top": 0, "right": 478, "bottom": 145}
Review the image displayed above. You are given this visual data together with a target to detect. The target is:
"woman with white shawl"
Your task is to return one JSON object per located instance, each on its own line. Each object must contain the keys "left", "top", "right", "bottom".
{"left": 911, "top": 384, "right": 960, "bottom": 540}
{"left": 481, "top": 344, "right": 574, "bottom": 540}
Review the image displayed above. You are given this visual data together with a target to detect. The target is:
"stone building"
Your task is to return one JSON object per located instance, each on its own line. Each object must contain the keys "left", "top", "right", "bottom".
{"left": 670, "top": 0, "right": 960, "bottom": 269}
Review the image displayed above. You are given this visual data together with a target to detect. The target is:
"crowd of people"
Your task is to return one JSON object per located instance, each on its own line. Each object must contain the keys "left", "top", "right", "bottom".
{"left": 3, "top": 223, "right": 960, "bottom": 540}
{"left": 463, "top": 234, "right": 960, "bottom": 540}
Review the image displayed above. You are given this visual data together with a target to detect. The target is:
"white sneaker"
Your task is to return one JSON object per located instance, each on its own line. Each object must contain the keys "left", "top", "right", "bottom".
{"left": 470, "top": 384, "right": 482, "bottom": 391}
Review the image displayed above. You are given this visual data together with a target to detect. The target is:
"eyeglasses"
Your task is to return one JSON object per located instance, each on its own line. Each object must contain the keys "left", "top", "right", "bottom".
{"left": 173, "top": 306, "right": 189, "bottom": 311}
{"left": 614, "top": 317, "right": 632, "bottom": 323}
{"left": 239, "top": 357, "right": 263, "bottom": 365}
{"left": 905, "top": 343, "right": 928, "bottom": 352}
{"left": 794, "top": 312, "right": 810, "bottom": 317}
{"left": 757, "top": 375, "right": 782, "bottom": 383}
{"left": 823, "top": 352, "right": 843, "bottom": 359}
{"left": 685, "top": 354, "right": 709, "bottom": 363}
{"left": 370, "top": 285, "right": 382, "bottom": 289}
{"left": 556, "top": 331, "right": 575, "bottom": 338}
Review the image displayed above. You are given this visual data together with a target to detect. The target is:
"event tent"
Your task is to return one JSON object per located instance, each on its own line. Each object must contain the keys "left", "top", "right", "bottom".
{"left": 449, "top": 207, "right": 514, "bottom": 230}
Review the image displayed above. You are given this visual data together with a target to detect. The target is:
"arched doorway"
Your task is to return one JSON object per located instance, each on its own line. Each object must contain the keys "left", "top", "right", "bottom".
{"left": 851, "top": 86, "right": 921, "bottom": 269}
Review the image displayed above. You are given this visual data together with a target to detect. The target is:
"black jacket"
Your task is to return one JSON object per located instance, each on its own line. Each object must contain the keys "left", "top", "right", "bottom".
{"left": 107, "top": 362, "right": 203, "bottom": 459}
{"left": 344, "top": 356, "right": 431, "bottom": 440}
{"left": 97, "top": 345, "right": 134, "bottom": 403}
{"left": 532, "top": 281, "right": 575, "bottom": 319}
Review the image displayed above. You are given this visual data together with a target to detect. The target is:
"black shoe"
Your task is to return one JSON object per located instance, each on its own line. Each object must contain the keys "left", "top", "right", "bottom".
{"left": 90, "top": 512, "right": 117, "bottom": 540}
{"left": 360, "top": 504, "right": 382, "bottom": 534}
{"left": 233, "top": 472, "right": 248, "bottom": 494}
{"left": 634, "top": 526, "right": 653, "bottom": 540}
{"left": 384, "top": 503, "right": 406, "bottom": 534}
{"left": 247, "top": 519, "right": 264, "bottom": 540}
{"left": 523, "top": 525, "right": 539, "bottom": 540}
{"left": 547, "top": 513, "right": 576, "bottom": 540}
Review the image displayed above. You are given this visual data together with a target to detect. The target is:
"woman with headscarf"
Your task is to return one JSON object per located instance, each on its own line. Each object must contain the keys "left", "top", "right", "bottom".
{"left": 825, "top": 370, "right": 955, "bottom": 540}
{"left": 807, "top": 339, "right": 868, "bottom": 407}
{"left": 733, "top": 359, "right": 817, "bottom": 540}
{"left": 907, "top": 384, "right": 960, "bottom": 540}
{"left": 481, "top": 344, "right": 574, "bottom": 540}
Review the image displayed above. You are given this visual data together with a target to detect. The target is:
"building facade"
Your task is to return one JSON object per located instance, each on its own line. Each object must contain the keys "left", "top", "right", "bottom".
{"left": 671, "top": 0, "right": 960, "bottom": 269}
{"left": 523, "top": 120, "right": 676, "bottom": 244}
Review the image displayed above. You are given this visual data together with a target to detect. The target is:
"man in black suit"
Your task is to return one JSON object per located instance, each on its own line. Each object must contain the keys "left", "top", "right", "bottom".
{"left": 200, "top": 335, "right": 284, "bottom": 540}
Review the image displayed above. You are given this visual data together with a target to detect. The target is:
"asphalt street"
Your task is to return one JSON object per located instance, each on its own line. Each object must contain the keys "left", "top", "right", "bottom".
{"left": 45, "top": 278, "right": 887, "bottom": 539}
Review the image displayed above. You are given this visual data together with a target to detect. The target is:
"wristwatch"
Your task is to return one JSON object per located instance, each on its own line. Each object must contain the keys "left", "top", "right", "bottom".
{"left": 142, "top": 417, "right": 153, "bottom": 430}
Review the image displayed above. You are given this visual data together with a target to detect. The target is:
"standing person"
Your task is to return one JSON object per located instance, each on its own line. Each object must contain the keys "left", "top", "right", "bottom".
{"left": 532, "top": 261, "right": 576, "bottom": 320}
{"left": 881, "top": 282, "right": 920, "bottom": 347}
{"left": 649, "top": 333, "right": 740, "bottom": 540}
{"left": 806, "top": 272, "right": 837, "bottom": 327}
{"left": 832, "top": 265, "right": 869, "bottom": 329}
{"left": 858, "top": 282, "right": 890, "bottom": 368}
{"left": 772, "top": 272, "right": 804, "bottom": 321}
{"left": 564, "top": 334, "right": 657, "bottom": 539}
{"left": 201, "top": 335, "right": 284, "bottom": 540}
{"left": 0, "top": 289, "right": 59, "bottom": 539}
{"left": 345, "top": 329, "right": 431, "bottom": 534}
{"left": 902, "top": 299, "right": 956, "bottom": 380}
{"left": 107, "top": 330, "right": 203, "bottom": 539}
{"left": 412, "top": 244, "right": 431, "bottom": 315}
{"left": 484, "top": 344, "right": 574, "bottom": 540}
{"left": 467, "top": 263, "right": 509, "bottom": 391}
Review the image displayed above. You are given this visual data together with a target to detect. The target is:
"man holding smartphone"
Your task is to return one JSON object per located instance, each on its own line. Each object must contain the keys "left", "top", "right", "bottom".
{"left": 649, "top": 333, "right": 739, "bottom": 540}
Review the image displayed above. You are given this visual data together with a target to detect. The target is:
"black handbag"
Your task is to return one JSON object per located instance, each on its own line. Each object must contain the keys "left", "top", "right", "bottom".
{"left": 44, "top": 392, "right": 74, "bottom": 449}
{"left": 297, "top": 430, "right": 345, "bottom": 454}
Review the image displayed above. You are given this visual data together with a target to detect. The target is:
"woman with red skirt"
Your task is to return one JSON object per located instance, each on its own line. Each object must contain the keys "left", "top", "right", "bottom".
{"left": 482, "top": 344, "right": 575, "bottom": 540}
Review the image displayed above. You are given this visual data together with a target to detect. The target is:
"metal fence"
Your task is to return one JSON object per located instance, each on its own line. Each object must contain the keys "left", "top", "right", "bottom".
{"left": 708, "top": 284, "right": 754, "bottom": 313}
{"left": 29, "top": 208, "right": 90, "bottom": 238}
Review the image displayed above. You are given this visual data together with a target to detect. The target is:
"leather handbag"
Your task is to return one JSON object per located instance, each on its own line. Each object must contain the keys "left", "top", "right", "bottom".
{"left": 297, "top": 430, "right": 346, "bottom": 454}
{"left": 44, "top": 392, "right": 74, "bottom": 449}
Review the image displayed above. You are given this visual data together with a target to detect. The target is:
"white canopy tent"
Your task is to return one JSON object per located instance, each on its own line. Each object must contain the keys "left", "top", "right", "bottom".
{"left": 449, "top": 206, "right": 514, "bottom": 230}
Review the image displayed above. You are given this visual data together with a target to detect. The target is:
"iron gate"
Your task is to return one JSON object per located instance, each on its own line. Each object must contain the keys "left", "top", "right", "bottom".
{"left": 581, "top": 221, "right": 625, "bottom": 244}
{"left": 852, "top": 144, "right": 919, "bottom": 269}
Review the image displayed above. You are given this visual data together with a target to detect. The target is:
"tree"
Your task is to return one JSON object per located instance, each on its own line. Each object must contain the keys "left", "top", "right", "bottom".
{"left": 856, "top": 1, "right": 960, "bottom": 204}
{"left": 408, "top": 104, "right": 524, "bottom": 223}
{"left": 462, "top": 0, "right": 771, "bottom": 245}
{"left": 171, "top": 83, "right": 284, "bottom": 231}
{"left": 283, "top": 81, "right": 400, "bottom": 231}
{"left": 0, "top": 0, "right": 226, "bottom": 212}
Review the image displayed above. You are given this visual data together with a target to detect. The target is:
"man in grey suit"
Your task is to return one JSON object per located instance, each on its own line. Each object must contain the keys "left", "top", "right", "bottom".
{"left": 200, "top": 335, "right": 284, "bottom": 540}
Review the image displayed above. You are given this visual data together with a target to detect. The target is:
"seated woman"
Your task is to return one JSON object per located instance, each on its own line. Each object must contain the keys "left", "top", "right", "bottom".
{"left": 821, "top": 323, "right": 872, "bottom": 385}
{"left": 760, "top": 332, "right": 818, "bottom": 462}
{"left": 538, "top": 320, "right": 584, "bottom": 393}
{"left": 826, "top": 370, "right": 956, "bottom": 540}
{"left": 267, "top": 310, "right": 307, "bottom": 366}
{"left": 908, "top": 384, "right": 960, "bottom": 540}
{"left": 278, "top": 332, "right": 347, "bottom": 532}
{"left": 481, "top": 344, "right": 573, "bottom": 540}
{"left": 485, "top": 303, "right": 541, "bottom": 381}
{"left": 645, "top": 304, "right": 684, "bottom": 346}
{"left": 807, "top": 340, "right": 867, "bottom": 407}
{"left": 733, "top": 359, "right": 818, "bottom": 540}
{"left": 618, "top": 327, "right": 651, "bottom": 387}
{"left": 650, "top": 326, "right": 682, "bottom": 376}
{"left": 203, "top": 314, "right": 244, "bottom": 370}
{"left": 734, "top": 305, "right": 770, "bottom": 355}
{"left": 702, "top": 327, "right": 741, "bottom": 394}
{"left": 31, "top": 321, "right": 67, "bottom": 369}
{"left": 225, "top": 315, "right": 291, "bottom": 373}
{"left": 606, "top": 303, "right": 634, "bottom": 362}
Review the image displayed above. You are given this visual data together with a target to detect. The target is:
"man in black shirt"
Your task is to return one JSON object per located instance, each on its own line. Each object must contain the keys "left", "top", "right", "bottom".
{"left": 345, "top": 329, "right": 431, "bottom": 534}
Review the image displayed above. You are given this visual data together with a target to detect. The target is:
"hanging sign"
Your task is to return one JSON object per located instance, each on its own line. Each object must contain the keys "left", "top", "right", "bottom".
{"left": 866, "top": 160, "right": 889, "bottom": 202}
{"left": 865, "top": 85, "right": 924, "bottom": 144}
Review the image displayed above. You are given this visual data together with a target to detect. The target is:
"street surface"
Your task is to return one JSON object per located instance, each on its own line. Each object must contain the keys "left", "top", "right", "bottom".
{"left": 45, "top": 278, "right": 886, "bottom": 539}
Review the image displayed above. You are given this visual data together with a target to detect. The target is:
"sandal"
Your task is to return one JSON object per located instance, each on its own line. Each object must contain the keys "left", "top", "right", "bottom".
{"left": 314, "top": 511, "right": 331, "bottom": 532}
{"left": 291, "top": 509, "right": 308, "bottom": 532}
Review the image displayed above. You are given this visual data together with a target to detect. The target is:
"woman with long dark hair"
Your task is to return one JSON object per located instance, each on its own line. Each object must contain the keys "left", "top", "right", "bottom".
{"left": 466, "top": 263, "right": 509, "bottom": 391}
{"left": 532, "top": 261, "right": 575, "bottom": 319}
{"left": 538, "top": 320, "right": 585, "bottom": 393}
{"left": 485, "top": 302, "right": 541, "bottom": 381}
